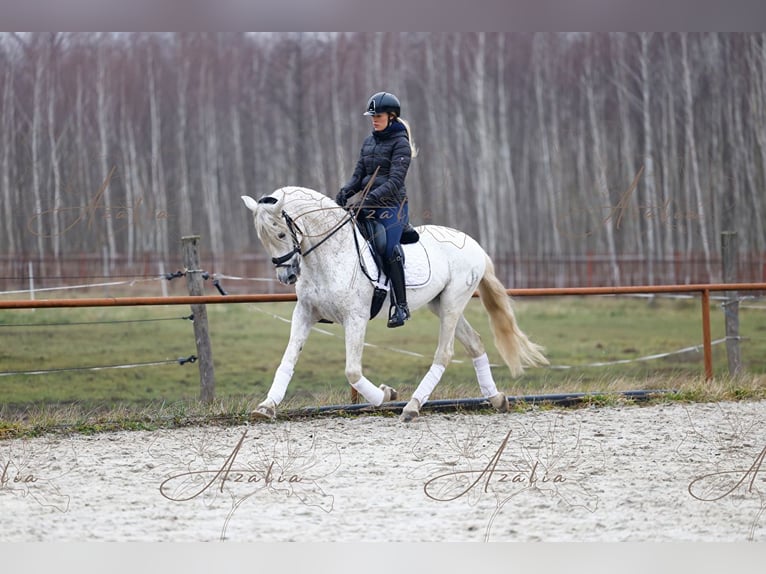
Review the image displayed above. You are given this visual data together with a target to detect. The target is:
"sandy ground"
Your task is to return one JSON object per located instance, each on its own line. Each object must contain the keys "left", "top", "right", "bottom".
{"left": 1, "top": 400, "right": 765, "bottom": 542}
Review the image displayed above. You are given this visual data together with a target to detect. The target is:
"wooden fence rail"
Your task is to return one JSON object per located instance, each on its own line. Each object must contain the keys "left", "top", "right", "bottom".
{"left": 2, "top": 283, "right": 765, "bottom": 392}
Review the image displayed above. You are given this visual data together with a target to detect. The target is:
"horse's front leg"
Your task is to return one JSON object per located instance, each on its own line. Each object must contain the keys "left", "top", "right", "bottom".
{"left": 252, "top": 301, "right": 315, "bottom": 420}
{"left": 343, "top": 315, "right": 397, "bottom": 406}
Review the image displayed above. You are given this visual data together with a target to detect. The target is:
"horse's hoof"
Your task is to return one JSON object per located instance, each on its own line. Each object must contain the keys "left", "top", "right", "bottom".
{"left": 489, "top": 392, "right": 509, "bottom": 413}
{"left": 400, "top": 399, "right": 420, "bottom": 423}
{"left": 380, "top": 384, "right": 398, "bottom": 403}
{"left": 251, "top": 401, "right": 276, "bottom": 421}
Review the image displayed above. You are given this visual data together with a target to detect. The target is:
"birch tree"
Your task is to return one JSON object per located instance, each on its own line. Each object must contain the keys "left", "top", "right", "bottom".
{"left": 97, "top": 37, "right": 117, "bottom": 262}
{"left": 1, "top": 55, "right": 16, "bottom": 254}
{"left": 639, "top": 33, "right": 658, "bottom": 283}
{"left": 680, "top": 33, "right": 713, "bottom": 280}
{"left": 585, "top": 35, "right": 620, "bottom": 284}
{"left": 147, "top": 38, "right": 168, "bottom": 258}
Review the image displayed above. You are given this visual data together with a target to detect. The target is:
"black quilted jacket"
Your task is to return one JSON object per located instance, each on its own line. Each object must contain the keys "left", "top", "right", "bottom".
{"left": 341, "top": 121, "right": 412, "bottom": 207}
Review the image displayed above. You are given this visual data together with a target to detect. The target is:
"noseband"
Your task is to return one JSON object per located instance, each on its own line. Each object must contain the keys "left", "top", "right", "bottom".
{"left": 270, "top": 209, "right": 352, "bottom": 268}
{"left": 271, "top": 211, "right": 303, "bottom": 268}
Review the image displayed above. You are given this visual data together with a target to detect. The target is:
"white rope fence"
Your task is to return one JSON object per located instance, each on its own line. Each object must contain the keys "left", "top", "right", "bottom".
{"left": 548, "top": 338, "right": 730, "bottom": 370}
{"left": 0, "top": 277, "right": 163, "bottom": 296}
{"left": 0, "top": 269, "right": 761, "bottom": 376}
{"left": 0, "top": 355, "right": 197, "bottom": 377}
{"left": 213, "top": 273, "right": 278, "bottom": 283}
{"left": 246, "top": 306, "right": 737, "bottom": 369}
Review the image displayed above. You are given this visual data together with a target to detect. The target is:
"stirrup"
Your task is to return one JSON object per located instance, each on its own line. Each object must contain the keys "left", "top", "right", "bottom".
{"left": 387, "top": 304, "right": 410, "bottom": 328}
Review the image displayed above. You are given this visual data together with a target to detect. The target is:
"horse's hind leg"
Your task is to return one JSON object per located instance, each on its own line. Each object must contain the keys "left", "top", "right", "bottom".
{"left": 401, "top": 303, "right": 462, "bottom": 422}
{"left": 454, "top": 315, "right": 508, "bottom": 412}
{"left": 406, "top": 299, "right": 505, "bottom": 416}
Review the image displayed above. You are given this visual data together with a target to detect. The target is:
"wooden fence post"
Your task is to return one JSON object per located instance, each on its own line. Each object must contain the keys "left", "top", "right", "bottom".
{"left": 721, "top": 231, "right": 741, "bottom": 377}
{"left": 182, "top": 235, "right": 215, "bottom": 402}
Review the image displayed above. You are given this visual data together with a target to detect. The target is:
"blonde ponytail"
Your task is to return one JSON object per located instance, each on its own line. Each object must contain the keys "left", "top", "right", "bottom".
{"left": 396, "top": 117, "right": 419, "bottom": 159}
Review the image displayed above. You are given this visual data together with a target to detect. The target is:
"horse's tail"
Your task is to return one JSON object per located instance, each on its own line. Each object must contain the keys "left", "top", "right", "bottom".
{"left": 478, "top": 254, "right": 549, "bottom": 377}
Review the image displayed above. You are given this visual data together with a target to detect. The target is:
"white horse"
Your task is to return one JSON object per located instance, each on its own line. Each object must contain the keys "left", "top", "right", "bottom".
{"left": 241, "top": 186, "right": 548, "bottom": 422}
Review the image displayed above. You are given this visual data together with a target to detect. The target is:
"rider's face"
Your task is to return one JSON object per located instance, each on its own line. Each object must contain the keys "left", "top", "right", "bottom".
{"left": 370, "top": 113, "right": 390, "bottom": 132}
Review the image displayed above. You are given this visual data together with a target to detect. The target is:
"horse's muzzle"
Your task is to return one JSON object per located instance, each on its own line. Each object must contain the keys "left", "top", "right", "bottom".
{"left": 276, "top": 261, "right": 300, "bottom": 285}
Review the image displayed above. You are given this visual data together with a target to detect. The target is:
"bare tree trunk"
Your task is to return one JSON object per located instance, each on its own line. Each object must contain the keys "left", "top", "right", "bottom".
{"left": 31, "top": 39, "right": 46, "bottom": 265}
{"left": 450, "top": 35, "right": 471, "bottom": 233}
{"left": 293, "top": 33, "right": 308, "bottom": 186}
{"left": 148, "top": 42, "right": 168, "bottom": 259}
{"left": 329, "top": 33, "right": 347, "bottom": 195}
{"left": 585, "top": 37, "right": 620, "bottom": 284}
{"left": 366, "top": 34, "right": 383, "bottom": 91}
{"left": 614, "top": 33, "right": 644, "bottom": 267}
{"left": 746, "top": 34, "right": 766, "bottom": 251}
{"left": 640, "top": 33, "right": 657, "bottom": 283}
{"left": 472, "top": 33, "right": 496, "bottom": 256}
{"left": 215, "top": 34, "right": 238, "bottom": 250}
{"left": 544, "top": 37, "right": 564, "bottom": 282}
{"left": 129, "top": 123, "right": 144, "bottom": 254}
{"left": 496, "top": 33, "right": 521, "bottom": 273}
{"left": 248, "top": 40, "right": 270, "bottom": 191}
{"left": 119, "top": 75, "right": 136, "bottom": 264}
{"left": 576, "top": 104, "right": 589, "bottom": 248}
{"left": 75, "top": 62, "right": 92, "bottom": 248}
{"left": 533, "top": 35, "right": 563, "bottom": 261}
{"left": 199, "top": 53, "right": 224, "bottom": 262}
{"left": 175, "top": 38, "right": 192, "bottom": 238}
{"left": 707, "top": 34, "right": 725, "bottom": 241}
{"left": 97, "top": 39, "right": 117, "bottom": 262}
{"left": 680, "top": 33, "right": 713, "bottom": 281}
{"left": 661, "top": 33, "right": 679, "bottom": 283}
{"left": 518, "top": 97, "right": 535, "bottom": 261}
{"left": 2, "top": 59, "right": 16, "bottom": 254}
{"left": 47, "top": 41, "right": 63, "bottom": 275}
{"left": 423, "top": 34, "right": 451, "bottom": 225}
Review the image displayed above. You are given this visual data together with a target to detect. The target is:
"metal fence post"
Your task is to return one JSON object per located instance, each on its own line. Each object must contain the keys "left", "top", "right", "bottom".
{"left": 721, "top": 231, "right": 742, "bottom": 376}
{"left": 701, "top": 289, "right": 714, "bottom": 382}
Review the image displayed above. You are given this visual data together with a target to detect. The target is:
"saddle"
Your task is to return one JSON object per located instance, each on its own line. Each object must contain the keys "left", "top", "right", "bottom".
{"left": 357, "top": 217, "right": 419, "bottom": 259}
{"left": 318, "top": 217, "right": 420, "bottom": 324}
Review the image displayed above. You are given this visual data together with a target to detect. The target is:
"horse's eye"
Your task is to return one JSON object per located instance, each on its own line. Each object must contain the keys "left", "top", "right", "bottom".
{"left": 278, "top": 232, "right": 286, "bottom": 239}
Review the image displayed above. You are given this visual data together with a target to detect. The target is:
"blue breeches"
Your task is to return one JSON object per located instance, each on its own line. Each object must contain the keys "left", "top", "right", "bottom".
{"left": 369, "top": 201, "right": 409, "bottom": 260}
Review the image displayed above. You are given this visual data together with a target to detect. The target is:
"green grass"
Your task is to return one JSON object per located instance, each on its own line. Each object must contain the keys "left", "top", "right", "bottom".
{"left": 1, "top": 294, "right": 765, "bottom": 437}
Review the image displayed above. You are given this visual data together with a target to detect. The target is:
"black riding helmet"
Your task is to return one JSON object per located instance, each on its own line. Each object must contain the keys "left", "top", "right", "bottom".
{"left": 364, "top": 92, "right": 401, "bottom": 117}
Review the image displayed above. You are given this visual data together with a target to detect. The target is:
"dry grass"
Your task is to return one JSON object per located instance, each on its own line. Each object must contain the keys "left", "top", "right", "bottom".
{"left": 1, "top": 372, "right": 763, "bottom": 440}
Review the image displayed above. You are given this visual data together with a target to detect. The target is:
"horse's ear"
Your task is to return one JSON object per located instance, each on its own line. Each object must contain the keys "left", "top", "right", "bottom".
{"left": 241, "top": 195, "right": 259, "bottom": 212}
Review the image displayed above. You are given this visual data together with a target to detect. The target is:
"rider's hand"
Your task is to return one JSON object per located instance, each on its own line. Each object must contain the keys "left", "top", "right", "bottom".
{"left": 359, "top": 193, "right": 379, "bottom": 211}
{"left": 336, "top": 189, "right": 351, "bottom": 207}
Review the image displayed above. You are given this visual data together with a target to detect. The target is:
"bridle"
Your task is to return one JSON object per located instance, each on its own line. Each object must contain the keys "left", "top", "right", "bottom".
{"left": 270, "top": 209, "right": 353, "bottom": 268}
{"left": 268, "top": 168, "right": 379, "bottom": 270}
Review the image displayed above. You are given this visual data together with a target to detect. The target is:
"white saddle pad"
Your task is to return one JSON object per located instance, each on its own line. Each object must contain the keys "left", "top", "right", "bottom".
{"left": 362, "top": 240, "right": 432, "bottom": 289}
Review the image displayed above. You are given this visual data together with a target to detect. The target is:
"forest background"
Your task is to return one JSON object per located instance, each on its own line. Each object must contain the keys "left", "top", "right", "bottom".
{"left": 1, "top": 32, "right": 764, "bottom": 289}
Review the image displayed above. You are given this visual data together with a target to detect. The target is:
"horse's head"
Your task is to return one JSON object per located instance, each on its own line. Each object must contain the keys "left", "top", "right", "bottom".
{"left": 242, "top": 192, "right": 302, "bottom": 285}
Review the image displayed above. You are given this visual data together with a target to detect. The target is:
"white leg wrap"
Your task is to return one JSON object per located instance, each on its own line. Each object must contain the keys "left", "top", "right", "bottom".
{"left": 412, "top": 364, "right": 446, "bottom": 407}
{"left": 352, "top": 376, "right": 385, "bottom": 407}
{"left": 267, "top": 363, "right": 294, "bottom": 406}
{"left": 473, "top": 353, "right": 499, "bottom": 398}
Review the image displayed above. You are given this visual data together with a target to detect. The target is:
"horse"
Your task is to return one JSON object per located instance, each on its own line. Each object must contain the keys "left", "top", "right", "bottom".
{"left": 241, "top": 186, "right": 548, "bottom": 422}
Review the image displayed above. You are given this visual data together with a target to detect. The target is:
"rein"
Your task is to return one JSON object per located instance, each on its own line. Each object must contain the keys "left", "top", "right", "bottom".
{"left": 271, "top": 209, "right": 353, "bottom": 268}
{"left": 272, "top": 170, "right": 379, "bottom": 269}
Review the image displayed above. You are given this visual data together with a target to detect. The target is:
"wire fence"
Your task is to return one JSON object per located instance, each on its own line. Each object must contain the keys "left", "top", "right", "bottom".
{"left": 1, "top": 266, "right": 765, "bottom": 383}
{"left": 2, "top": 251, "right": 765, "bottom": 293}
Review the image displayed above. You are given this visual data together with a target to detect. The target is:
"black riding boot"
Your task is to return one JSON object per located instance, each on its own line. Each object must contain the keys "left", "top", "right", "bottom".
{"left": 386, "top": 251, "right": 410, "bottom": 328}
